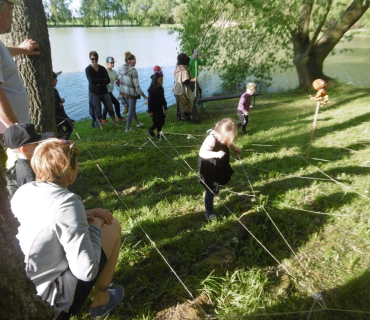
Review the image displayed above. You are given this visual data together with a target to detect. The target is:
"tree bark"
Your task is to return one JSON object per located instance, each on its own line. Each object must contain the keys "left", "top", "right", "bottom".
{"left": 293, "top": 0, "right": 370, "bottom": 90}
{"left": 0, "top": 0, "right": 55, "bottom": 318}
{"left": 0, "top": 148, "right": 54, "bottom": 319}
{"left": 0, "top": 0, "right": 56, "bottom": 133}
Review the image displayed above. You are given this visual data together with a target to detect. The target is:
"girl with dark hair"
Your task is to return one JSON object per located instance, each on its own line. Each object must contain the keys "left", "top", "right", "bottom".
{"left": 147, "top": 73, "right": 167, "bottom": 138}
{"left": 173, "top": 53, "right": 196, "bottom": 120}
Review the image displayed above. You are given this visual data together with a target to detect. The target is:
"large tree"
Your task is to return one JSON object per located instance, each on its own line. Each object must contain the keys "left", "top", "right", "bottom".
{"left": 0, "top": 0, "right": 55, "bottom": 318}
{"left": 1, "top": 0, "right": 55, "bottom": 132}
{"left": 176, "top": 0, "right": 370, "bottom": 90}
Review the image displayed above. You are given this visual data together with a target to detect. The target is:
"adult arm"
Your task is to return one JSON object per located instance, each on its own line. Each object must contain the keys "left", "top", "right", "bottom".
{"left": 131, "top": 69, "right": 147, "bottom": 99}
{"left": 7, "top": 39, "right": 40, "bottom": 57}
{"left": 56, "top": 195, "right": 103, "bottom": 282}
{"left": 0, "top": 84, "right": 18, "bottom": 127}
{"left": 199, "top": 135, "right": 225, "bottom": 159}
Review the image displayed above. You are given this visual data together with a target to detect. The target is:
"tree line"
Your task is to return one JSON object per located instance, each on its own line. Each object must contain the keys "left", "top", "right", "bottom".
{"left": 43, "top": 0, "right": 185, "bottom": 27}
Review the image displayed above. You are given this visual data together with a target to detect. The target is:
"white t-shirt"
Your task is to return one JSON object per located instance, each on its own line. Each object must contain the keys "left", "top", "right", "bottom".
{"left": 106, "top": 68, "right": 118, "bottom": 93}
{"left": 0, "top": 41, "right": 30, "bottom": 134}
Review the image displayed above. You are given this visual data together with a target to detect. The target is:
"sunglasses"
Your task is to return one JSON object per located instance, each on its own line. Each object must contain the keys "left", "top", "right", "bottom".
{"left": 90, "top": 58, "right": 98, "bottom": 61}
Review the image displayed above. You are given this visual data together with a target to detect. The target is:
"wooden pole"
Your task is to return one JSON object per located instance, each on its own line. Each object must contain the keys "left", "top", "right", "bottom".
{"left": 306, "top": 101, "right": 321, "bottom": 158}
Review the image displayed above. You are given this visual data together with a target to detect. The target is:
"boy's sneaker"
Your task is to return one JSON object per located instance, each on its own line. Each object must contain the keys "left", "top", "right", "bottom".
{"left": 205, "top": 211, "right": 216, "bottom": 220}
{"left": 118, "top": 117, "right": 126, "bottom": 122}
{"left": 102, "top": 119, "right": 108, "bottom": 123}
{"left": 125, "top": 128, "right": 132, "bottom": 132}
{"left": 91, "top": 122, "right": 98, "bottom": 128}
{"left": 136, "top": 122, "right": 144, "bottom": 128}
{"left": 148, "top": 129, "right": 155, "bottom": 137}
{"left": 89, "top": 286, "right": 124, "bottom": 319}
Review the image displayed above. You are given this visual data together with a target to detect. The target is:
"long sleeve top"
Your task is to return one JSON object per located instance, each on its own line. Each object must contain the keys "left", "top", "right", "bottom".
{"left": 237, "top": 91, "right": 253, "bottom": 113}
{"left": 85, "top": 64, "right": 110, "bottom": 95}
{"left": 148, "top": 86, "right": 167, "bottom": 114}
{"left": 11, "top": 182, "right": 102, "bottom": 318}
{"left": 118, "top": 64, "right": 144, "bottom": 99}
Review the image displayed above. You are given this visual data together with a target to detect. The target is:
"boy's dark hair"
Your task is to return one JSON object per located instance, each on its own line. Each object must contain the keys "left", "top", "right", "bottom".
{"left": 148, "top": 73, "right": 162, "bottom": 94}
{"left": 177, "top": 53, "right": 190, "bottom": 66}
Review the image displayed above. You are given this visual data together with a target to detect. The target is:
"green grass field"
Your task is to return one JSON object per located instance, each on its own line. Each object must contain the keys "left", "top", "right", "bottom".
{"left": 70, "top": 86, "right": 370, "bottom": 319}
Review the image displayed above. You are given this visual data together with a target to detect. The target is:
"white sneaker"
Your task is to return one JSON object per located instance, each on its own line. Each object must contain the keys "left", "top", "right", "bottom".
{"left": 136, "top": 122, "right": 144, "bottom": 128}
{"left": 125, "top": 128, "right": 132, "bottom": 132}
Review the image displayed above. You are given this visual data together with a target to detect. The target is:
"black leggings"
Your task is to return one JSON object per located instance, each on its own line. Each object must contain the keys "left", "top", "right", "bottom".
{"left": 204, "top": 188, "right": 214, "bottom": 212}
{"left": 237, "top": 109, "right": 249, "bottom": 131}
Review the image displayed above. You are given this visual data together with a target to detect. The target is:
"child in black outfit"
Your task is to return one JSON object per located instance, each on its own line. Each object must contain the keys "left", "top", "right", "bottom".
{"left": 198, "top": 118, "right": 242, "bottom": 220}
{"left": 147, "top": 72, "right": 168, "bottom": 138}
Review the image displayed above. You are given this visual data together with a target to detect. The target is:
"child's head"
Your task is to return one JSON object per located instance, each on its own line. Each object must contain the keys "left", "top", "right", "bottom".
{"left": 3, "top": 123, "right": 54, "bottom": 160}
{"left": 214, "top": 118, "right": 238, "bottom": 146}
{"left": 148, "top": 73, "right": 163, "bottom": 92}
{"left": 246, "top": 82, "right": 257, "bottom": 94}
{"left": 52, "top": 71, "right": 61, "bottom": 87}
{"left": 153, "top": 65, "right": 163, "bottom": 77}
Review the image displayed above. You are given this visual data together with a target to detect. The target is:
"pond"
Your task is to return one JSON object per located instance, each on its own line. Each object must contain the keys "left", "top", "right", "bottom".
{"left": 49, "top": 27, "right": 370, "bottom": 121}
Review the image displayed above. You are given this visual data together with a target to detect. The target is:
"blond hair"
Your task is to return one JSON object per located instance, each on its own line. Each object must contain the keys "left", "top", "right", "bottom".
{"left": 31, "top": 138, "right": 79, "bottom": 183}
{"left": 214, "top": 118, "right": 238, "bottom": 146}
{"left": 246, "top": 82, "right": 257, "bottom": 91}
{"left": 125, "top": 51, "right": 135, "bottom": 63}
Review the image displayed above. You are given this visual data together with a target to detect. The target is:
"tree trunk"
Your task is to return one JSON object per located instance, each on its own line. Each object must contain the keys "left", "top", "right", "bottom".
{"left": 0, "top": 0, "right": 55, "bottom": 318}
{"left": 293, "top": 0, "right": 370, "bottom": 90}
{"left": 0, "top": 148, "right": 54, "bottom": 319}
{"left": 0, "top": 0, "right": 56, "bottom": 133}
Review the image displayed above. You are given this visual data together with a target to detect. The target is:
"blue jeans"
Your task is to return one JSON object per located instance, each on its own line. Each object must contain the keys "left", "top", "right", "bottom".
{"left": 89, "top": 92, "right": 114, "bottom": 120}
{"left": 126, "top": 98, "right": 140, "bottom": 129}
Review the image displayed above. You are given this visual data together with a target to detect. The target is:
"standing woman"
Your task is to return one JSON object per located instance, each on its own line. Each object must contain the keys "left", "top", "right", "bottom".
{"left": 118, "top": 51, "right": 148, "bottom": 133}
{"left": 173, "top": 53, "right": 196, "bottom": 121}
{"left": 102, "top": 56, "right": 126, "bottom": 123}
{"left": 85, "top": 51, "right": 119, "bottom": 129}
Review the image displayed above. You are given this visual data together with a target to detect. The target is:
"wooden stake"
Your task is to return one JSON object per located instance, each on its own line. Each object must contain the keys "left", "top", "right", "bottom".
{"left": 306, "top": 101, "right": 321, "bottom": 158}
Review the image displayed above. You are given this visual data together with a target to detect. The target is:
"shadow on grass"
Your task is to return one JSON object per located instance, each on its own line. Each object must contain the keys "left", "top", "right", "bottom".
{"left": 244, "top": 270, "right": 370, "bottom": 320}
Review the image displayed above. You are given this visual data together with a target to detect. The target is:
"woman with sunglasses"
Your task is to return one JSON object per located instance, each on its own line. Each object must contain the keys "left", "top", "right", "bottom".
{"left": 85, "top": 51, "right": 120, "bottom": 129}
{"left": 118, "top": 51, "right": 148, "bottom": 132}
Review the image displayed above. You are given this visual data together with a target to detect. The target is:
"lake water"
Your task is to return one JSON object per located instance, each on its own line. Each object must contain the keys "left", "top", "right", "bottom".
{"left": 49, "top": 27, "right": 370, "bottom": 121}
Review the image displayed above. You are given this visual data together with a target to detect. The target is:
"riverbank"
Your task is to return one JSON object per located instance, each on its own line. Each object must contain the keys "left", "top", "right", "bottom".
{"left": 69, "top": 86, "right": 370, "bottom": 319}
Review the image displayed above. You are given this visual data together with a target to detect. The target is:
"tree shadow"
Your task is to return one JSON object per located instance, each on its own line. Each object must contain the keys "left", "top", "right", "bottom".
{"left": 244, "top": 270, "right": 370, "bottom": 320}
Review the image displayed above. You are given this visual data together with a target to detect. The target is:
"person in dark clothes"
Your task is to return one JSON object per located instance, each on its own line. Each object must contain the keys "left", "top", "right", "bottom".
{"left": 53, "top": 71, "right": 75, "bottom": 140}
{"left": 85, "top": 51, "right": 119, "bottom": 130}
{"left": 147, "top": 72, "right": 167, "bottom": 138}
{"left": 3, "top": 123, "right": 53, "bottom": 187}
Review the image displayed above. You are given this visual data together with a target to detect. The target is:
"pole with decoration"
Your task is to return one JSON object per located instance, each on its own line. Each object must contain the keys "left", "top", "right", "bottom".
{"left": 306, "top": 79, "right": 329, "bottom": 158}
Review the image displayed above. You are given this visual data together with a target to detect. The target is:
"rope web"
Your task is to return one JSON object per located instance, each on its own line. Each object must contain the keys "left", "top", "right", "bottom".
{"left": 67, "top": 96, "right": 370, "bottom": 318}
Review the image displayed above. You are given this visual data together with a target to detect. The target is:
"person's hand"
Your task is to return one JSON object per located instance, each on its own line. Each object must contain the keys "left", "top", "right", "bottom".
{"left": 86, "top": 208, "right": 114, "bottom": 226}
{"left": 215, "top": 150, "right": 226, "bottom": 158}
{"left": 244, "top": 111, "right": 249, "bottom": 116}
{"left": 143, "top": 94, "right": 148, "bottom": 100}
{"left": 233, "top": 147, "right": 242, "bottom": 155}
{"left": 249, "top": 104, "right": 253, "bottom": 108}
{"left": 19, "top": 39, "right": 40, "bottom": 55}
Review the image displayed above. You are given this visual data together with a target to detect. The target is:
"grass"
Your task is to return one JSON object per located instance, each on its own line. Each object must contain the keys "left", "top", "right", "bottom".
{"left": 70, "top": 85, "right": 370, "bottom": 319}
